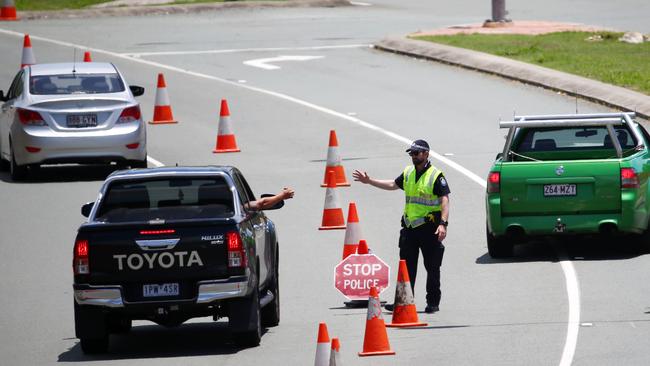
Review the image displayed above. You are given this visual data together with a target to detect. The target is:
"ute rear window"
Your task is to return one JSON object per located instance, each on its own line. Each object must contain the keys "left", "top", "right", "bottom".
{"left": 95, "top": 177, "right": 234, "bottom": 223}
{"left": 512, "top": 126, "right": 638, "bottom": 159}
{"left": 30, "top": 73, "right": 125, "bottom": 95}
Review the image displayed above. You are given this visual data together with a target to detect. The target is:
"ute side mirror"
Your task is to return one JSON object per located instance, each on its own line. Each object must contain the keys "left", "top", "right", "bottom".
{"left": 81, "top": 202, "right": 95, "bottom": 217}
{"left": 260, "top": 193, "right": 284, "bottom": 210}
{"left": 129, "top": 85, "right": 144, "bottom": 97}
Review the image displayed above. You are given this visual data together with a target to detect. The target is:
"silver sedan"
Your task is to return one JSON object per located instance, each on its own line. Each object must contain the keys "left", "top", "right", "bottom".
{"left": 0, "top": 62, "right": 147, "bottom": 180}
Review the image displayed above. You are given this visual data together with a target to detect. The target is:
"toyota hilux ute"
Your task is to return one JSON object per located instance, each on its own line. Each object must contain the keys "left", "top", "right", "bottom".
{"left": 73, "top": 166, "right": 283, "bottom": 353}
{"left": 486, "top": 112, "right": 650, "bottom": 257}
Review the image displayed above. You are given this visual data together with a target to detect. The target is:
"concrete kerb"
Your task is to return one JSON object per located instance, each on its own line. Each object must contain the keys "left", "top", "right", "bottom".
{"left": 374, "top": 36, "right": 650, "bottom": 120}
{"left": 16, "top": 0, "right": 351, "bottom": 20}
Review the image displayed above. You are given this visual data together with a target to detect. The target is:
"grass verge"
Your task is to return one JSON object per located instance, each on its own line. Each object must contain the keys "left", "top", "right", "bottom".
{"left": 16, "top": 0, "right": 115, "bottom": 10}
{"left": 413, "top": 32, "right": 650, "bottom": 95}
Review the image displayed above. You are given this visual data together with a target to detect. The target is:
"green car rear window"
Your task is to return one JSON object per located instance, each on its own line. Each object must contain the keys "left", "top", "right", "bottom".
{"left": 512, "top": 126, "right": 638, "bottom": 160}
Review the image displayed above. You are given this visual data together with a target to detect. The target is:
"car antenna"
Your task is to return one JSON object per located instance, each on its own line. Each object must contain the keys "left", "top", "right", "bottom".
{"left": 72, "top": 48, "right": 77, "bottom": 74}
{"left": 575, "top": 89, "right": 579, "bottom": 114}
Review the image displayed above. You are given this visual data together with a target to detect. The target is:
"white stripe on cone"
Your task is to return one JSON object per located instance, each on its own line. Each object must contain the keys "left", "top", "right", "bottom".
{"left": 218, "top": 115, "right": 234, "bottom": 135}
{"left": 154, "top": 86, "right": 171, "bottom": 106}
{"left": 323, "top": 187, "right": 340, "bottom": 210}
{"left": 343, "top": 221, "right": 362, "bottom": 247}
{"left": 22, "top": 47, "right": 35, "bottom": 66}
{"left": 326, "top": 145, "right": 342, "bottom": 167}
{"left": 315, "top": 343, "right": 330, "bottom": 366}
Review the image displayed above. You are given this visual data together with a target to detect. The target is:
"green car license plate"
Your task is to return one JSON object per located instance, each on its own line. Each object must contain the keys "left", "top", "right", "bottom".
{"left": 543, "top": 184, "right": 577, "bottom": 197}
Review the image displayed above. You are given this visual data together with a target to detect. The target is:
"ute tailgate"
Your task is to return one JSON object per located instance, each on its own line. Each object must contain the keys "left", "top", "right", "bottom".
{"left": 500, "top": 160, "right": 621, "bottom": 215}
{"left": 81, "top": 222, "right": 232, "bottom": 302}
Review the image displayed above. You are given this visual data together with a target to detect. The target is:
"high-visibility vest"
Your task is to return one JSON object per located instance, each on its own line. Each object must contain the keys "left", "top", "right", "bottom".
{"left": 402, "top": 164, "right": 442, "bottom": 228}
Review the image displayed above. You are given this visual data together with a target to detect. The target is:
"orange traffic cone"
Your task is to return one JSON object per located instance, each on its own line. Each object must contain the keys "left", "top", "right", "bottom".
{"left": 342, "top": 202, "right": 364, "bottom": 259}
{"left": 329, "top": 338, "right": 342, "bottom": 366}
{"left": 321, "top": 130, "right": 350, "bottom": 187}
{"left": 314, "top": 322, "right": 330, "bottom": 366}
{"left": 387, "top": 260, "right": 428, "bottom": 328}
{"left": 148, "top": 73, "right": 178, "bottom": 124}
{"left": 356, "top": 239, "right": 369, "bottom": 255}
{"left": 358, "top": 286, "right": 395, "bottom": 357}
{"left": 83, "top": 51, "right": 92, "bottom": 62}
{"left": 213, "top": 99, "right": 240, "bottom": 153}
{"left": 21, "top": 34, "right": 35, "bottom": 68}
{"left": 319, "top": 171, "right": 346, "bottom": 230}
{"left": 0, "top": 0, "right": 18, "bottom": 21}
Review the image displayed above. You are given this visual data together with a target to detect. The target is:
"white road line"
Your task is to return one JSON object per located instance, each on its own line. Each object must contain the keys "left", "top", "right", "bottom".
{"left": 243, "top": 55, "right": 324, "bottom": 70}
{"left": 124, "top": 44, "right": 371, "bottom": 58}
{"left": 350, "top": 1, "right": 372, "bottom": 6}
{"left": 0, "top": 28, "right": 580, "bottom": 365}
{"left": 147, "top": 156, "right": 165, "bottom": 167}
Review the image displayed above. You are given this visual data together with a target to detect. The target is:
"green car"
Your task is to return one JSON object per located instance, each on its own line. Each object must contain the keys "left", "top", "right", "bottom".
{"left": 485, "top": 112, "right": 650, "bottom": 257}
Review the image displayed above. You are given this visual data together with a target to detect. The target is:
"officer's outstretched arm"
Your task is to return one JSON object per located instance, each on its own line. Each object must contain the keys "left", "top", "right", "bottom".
{"left": 353, "top": 170, "right": 398, "bottom": 191}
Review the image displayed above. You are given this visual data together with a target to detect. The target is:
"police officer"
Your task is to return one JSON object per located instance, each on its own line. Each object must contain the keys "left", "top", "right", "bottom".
{"left": 352, "top": 139, "right": 450, "bottom": 313}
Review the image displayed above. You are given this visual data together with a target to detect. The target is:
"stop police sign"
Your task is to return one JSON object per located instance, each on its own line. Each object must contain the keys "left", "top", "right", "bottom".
{"left": 334, "top": 253, "right": 390, "bottom": 300}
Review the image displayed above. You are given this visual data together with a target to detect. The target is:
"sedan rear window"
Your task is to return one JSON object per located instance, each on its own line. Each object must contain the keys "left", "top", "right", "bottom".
{"left": 95, "top": 177, "right": 234, "bottom": 223}
{"left": 30, "top": 73, "right": 125, "bottom": 95}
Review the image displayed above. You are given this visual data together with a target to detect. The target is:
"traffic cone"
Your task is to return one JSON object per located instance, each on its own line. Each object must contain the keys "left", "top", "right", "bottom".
{"left": 21, "top": 34, "right": 35, "bottom": 68}
{"left": 148, "top": 73, "right": 178, "bottom": 124}
{"left": 329, "top": 338, "right": 342, "bottom": 366}
{"left": 342, "top": 202, "right": 364, "bottom": 259}
{"left": 213, "top": 99, "right": 240, "bottom": 153}
{"left": 314, "top": 322, "right": 330, "bottom": 366}
{"left": 358, "top": 287, "right": 395, "bottom": 357}
{"left": 319, "top": 171, "right": 346, "bottom": 230}
{"left": 83, "top": 51, "right": 92, "bottom": 62}
{"left": 321, "top": 130, "right": 350, "bottom": 187}
{"left": 387, "top": 260, "right": 428, "bottom": 328}
{"left": 356, "top": 239, "right": 369, "bottom": 255}
{"left": 0, "top": 0, "right": 18, "bottom": 21}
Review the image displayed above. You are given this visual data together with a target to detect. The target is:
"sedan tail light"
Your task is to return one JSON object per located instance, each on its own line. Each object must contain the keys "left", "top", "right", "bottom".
{"left": 117, "top": 105, "right": 141, "bottom": 123}
{"left": 227, "top": 231, "right": 247, "bottom": 268}
{"left": 487, "top": 171, "right": 501, "bottom": 193}
{"left": 621, "top": 168, "right": 639, "bottom": 189}
{"left": 73, "top": 239, "right": 90, "bottom": 275}
{"left": 17, "top": 108, "right": 45, "bottom": 126}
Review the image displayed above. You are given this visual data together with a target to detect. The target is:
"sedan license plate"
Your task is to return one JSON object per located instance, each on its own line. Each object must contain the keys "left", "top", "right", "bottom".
{"left": 66, "top": 114, "right": 97, "bottom": 128}
{"left": 143, "top": 283, "right": 179, "bottom": 297}
{"left": 544, "top": 184, "right": 577, "bottom": 197}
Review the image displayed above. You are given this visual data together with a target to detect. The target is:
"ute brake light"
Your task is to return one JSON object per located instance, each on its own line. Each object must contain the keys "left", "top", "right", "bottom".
{"left": 17, "top": 108, "right": 46, "bottom": 126}
{"left": 140, "top": 229, "right": 176, "bottom": 235}
{"left": 227, "top": 231, "right": 246, "bottom": 268}
{"left": 73, "top": 239, "right": 89, "bottom": 275}
{"left": 487, "top": 171, "right": 500, "bottom": 193}
{"left": 621, "top": 168, "right": 639, "bottom": 189}
{"left": 117, "top": 105, "right": 141, "bottom": 123}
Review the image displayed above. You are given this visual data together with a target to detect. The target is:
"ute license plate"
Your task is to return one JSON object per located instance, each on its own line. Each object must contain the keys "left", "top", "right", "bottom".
{"left": 66, "top": 114, "right": 97, "bottom": 128}
{"left": 544, "top": 184, "right": 577, "bottom": 197}
{"left": 143, "top": 283, "right": 179, "bottom": 297}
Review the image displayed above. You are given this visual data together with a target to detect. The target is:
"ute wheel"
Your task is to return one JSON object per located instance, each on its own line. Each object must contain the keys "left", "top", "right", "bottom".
{"left": 261, "top": 246, "right": 280, "bottom": 327}
{"left": 636, "top": 222, "right": 650, "bottom": 254}
{"left": 231, "top": 285, "right": 262, "bottom": 347}
{"left": 80, "top": 337, "right": 109, "bottom": 354}
{"left": 0, "top": 155, "right": 9, "bottom": 171}
{"left": 9, "top": 142, "right": 27, "bottom": 181}
{"left": 487, "top": 224, "right": 514, "bottom": 258}
{"left": 74, "top": 302, "right": 109, "bottom": 354}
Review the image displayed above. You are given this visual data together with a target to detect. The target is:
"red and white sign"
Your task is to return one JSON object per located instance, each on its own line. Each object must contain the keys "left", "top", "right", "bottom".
{"left": 334, "top": 253, "right": 390, "bottom": 300}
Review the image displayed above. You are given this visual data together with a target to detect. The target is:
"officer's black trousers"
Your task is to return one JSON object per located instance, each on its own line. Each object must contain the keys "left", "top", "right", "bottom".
{"left": 398, "top": 224, "right": 445, "bottom": 307}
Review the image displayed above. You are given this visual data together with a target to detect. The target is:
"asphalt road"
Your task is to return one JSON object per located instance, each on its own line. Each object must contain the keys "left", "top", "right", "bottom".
{"left": 0, "top": 2, "right": 649, "bottom": 365}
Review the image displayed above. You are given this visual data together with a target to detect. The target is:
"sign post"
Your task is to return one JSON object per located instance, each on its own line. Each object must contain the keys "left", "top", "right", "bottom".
{"left": 334, "top": 253, "right": 390, "bottom": 302}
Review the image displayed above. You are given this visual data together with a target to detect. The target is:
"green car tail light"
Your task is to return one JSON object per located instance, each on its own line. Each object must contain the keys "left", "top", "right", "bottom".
{"left": 487, "top": 171, "right": 500, "bottom": 193}
{"left": 620, "top": 168, "right": 639, "bottom": 189}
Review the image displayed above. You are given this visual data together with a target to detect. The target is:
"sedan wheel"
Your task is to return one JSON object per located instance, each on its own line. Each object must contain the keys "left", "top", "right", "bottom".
{"left": 9, "top": 143, "right": 27, "bottom": 181}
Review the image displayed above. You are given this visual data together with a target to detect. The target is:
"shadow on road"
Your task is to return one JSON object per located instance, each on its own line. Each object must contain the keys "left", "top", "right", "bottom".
{"left": 476, "top": 236, "right": 648, "bottom": 264}
{"left": 0, "top": 164, "right": 125, "bottom": 184}
{"left": 58, "top": 321, "right": 267, "bottom": 362}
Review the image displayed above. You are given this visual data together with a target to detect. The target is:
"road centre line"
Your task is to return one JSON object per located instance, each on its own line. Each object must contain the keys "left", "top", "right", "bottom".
{"left": 0, "top": 28, "right": 580, "bottom": 365}
{"left": 123, "top": 44, "right": 371, "bottom": 58}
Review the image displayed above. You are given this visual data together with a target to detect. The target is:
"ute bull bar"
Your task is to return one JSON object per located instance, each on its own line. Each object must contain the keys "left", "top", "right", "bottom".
{"left": 499, "top": 112, "right": 642, "bottom": 161}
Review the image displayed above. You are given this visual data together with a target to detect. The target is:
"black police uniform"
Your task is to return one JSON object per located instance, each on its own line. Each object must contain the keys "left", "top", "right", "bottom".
{"left": 395, "top": 160, "right": 450, "bottom": 308}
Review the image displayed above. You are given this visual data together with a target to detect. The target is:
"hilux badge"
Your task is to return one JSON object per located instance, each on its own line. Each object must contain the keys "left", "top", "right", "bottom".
{"left": 555, "top": 165, "right": 565, "bottom": 176}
